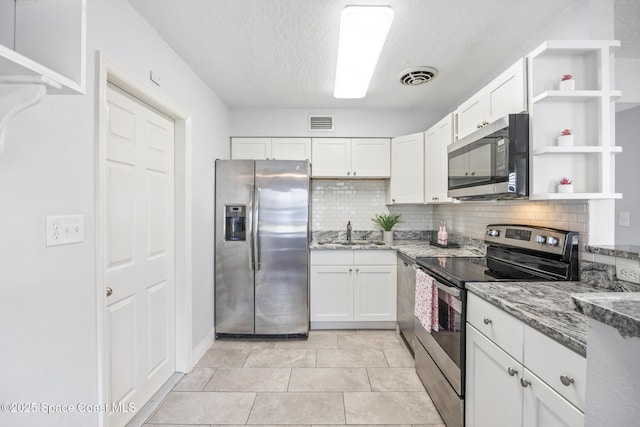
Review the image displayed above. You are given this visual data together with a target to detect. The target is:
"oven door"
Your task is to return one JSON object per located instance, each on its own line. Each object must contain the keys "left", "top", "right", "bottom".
{"left": 415, "top": 277, "right": 465, "bottom": 396}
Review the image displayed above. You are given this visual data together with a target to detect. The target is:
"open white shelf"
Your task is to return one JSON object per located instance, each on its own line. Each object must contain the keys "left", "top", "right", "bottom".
{"left": 527, "top": 40, "right": 621, "bottom": 200}
{"left": 532, "top": 90, "right": 621, "bottom": 103}
{"left": 532, "top": 146, "right": 622, "bottom": 155}
{"left": 530, "top": 192, "right": 622, "bottom": 200}
{"left": 0, "top": 0, "right": 86, "bottom": 95}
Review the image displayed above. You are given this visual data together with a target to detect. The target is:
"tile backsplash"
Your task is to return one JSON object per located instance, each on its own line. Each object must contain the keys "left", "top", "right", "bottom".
{"left": 311, "top": 179, "right": 432, "bottom": 231}
{"left": 432, "top": 200, "right": 590, "bottom": 245}
{"left": 311, "top": 179, "right": 590, "bottom": 246}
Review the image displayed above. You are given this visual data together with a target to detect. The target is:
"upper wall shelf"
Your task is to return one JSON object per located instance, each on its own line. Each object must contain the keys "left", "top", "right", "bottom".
{"left": 0, "top": 0, "right": 85, "bottom": 154}
{"left": 0, "top": 0, "right": 86, "bottom": 94}
{"left": 527, "top": 40, "right": 621, "bottom": 199}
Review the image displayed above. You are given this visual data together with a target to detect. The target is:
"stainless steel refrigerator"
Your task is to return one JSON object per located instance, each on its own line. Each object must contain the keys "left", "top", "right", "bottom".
{"left": 215, "top": 159, "right": 310, "bottom": 337}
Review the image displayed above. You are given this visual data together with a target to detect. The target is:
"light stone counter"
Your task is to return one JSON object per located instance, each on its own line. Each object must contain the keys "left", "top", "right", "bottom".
{"left": 572, "top": 292, "right": 640, "bottom": 339}
{"left": 466, "top": 281, "right": 614, "bottom": 356}
{"left": 310, "top": 239, "right": 484, "bottom": 261}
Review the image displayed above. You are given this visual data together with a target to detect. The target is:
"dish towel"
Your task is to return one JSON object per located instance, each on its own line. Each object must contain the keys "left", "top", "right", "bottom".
{"left": 415, "top": 269, "right": 439, "bottom": 332}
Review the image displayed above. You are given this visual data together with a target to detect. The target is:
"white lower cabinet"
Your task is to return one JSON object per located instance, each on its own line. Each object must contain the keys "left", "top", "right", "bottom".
{"left": 522, "top": 368, "right": 584, "bottom": 427}
{"left": 466, "top": 325, "right": 524, "bottom": 427}
{"left": 466, "top": 293, "right": 585, "bottom": 427}
{"left": 310, "top": 250, "right": 396, "bottom": 326}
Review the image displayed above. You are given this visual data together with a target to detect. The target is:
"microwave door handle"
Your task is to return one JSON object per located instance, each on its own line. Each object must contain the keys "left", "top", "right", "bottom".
{"left": 434, "top": 280, "right": 461, "bottom": 299}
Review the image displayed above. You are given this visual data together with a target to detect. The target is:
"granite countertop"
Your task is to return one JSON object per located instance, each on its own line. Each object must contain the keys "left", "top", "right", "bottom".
{"left": 310, "top": 239, "right": 484, "bottom": 260}
{"left": 466, "top": 281, "right": 612, "bottom": 357}
{"left": 572, "top": 293, "right": 640, "bottom": 339}
{"left": 585, "top": 244, "right": 640, "bottom": 261}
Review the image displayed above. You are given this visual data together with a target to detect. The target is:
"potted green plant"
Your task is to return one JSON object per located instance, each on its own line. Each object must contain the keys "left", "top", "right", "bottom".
{"left": 371, "top": 213, "right": 401, "bottom": 243}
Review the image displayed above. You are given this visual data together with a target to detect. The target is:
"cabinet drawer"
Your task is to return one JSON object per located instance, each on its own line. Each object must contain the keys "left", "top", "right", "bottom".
{"left": 467, "top": 293, "right": 524, "bottom": 362}
{"left": 310, "top": 250, "right": 353, "bottom": 265}
{"left": 353, "top": 250, "right": 396, "bottom": 265}
{"left": 524, "top": 325, "right": 586, "bottom": 411}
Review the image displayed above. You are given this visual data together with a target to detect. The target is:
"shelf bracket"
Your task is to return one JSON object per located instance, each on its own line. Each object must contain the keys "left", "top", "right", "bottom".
{"left": 0, "top": 76, "right": 61, "bottom": 155}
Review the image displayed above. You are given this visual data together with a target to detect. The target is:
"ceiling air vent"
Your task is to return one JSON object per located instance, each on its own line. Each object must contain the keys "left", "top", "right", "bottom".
{"left": 309, "top": 115, "right": 334, "bottom": 131}
{"left": 398, "top": 66, "right": 439, "bottom": 86}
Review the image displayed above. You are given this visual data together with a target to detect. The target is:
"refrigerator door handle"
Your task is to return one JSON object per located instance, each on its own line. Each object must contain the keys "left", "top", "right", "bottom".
{"left": 249, "top": 183, "right": 256, "bottom": 271}
{"left": 254, "top": 184, "right": 261, "bottom": 270}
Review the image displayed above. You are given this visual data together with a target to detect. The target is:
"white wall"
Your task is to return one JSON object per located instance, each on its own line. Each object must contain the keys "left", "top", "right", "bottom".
{"left": 615, "top": 106, "right": 640, "bottom": 245}
{"left": 230, "top": 108, "right": 444, "bottom": 138}
{"left": 0, "top": 0, "right": 229, "bottom": 425}
{"left": 585, "top": 320, "right": 640, "bottom": 427}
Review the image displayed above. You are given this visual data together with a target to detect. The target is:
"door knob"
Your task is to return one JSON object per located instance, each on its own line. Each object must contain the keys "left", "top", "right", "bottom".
{"left": 507, "top": 367, "right": 518, "bottom": 377}
{"left": 106, "top": 287, "right": 113, "bottom": 297}
{"left": 520, "top": 378, "right": 531, "bottom": 388}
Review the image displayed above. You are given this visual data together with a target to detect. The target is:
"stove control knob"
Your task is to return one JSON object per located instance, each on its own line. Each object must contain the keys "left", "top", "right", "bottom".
{"left": 486, "top": 229, "right": 500, "bottom": 237}
{"left": 535, "top": 235, "right": 547, "bottom": 244}
{"left": 547, "top": 236, "right": 559, "bottom": 246}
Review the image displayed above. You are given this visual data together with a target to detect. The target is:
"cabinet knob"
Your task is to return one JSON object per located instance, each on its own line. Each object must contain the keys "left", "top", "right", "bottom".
{"left": 353, "top": 171, "right": 357, "bottom": 176}
{"left": 483, "top": 318, "right": 492, "bottom": 325}
{"left": 349, "top": 268, "right": 353, "bottom": 273}
{"left": 560, "top": 375, "right": 575, "bottom": 386}
{"left": 355, "top": 268, "right": 359, "bottom": 273}
{"left": 106, "top": 287, "right": 113, "bottom": 297}
{"left": 520, "top": 378, "right": 531, "bottom": 388}
{"left": 347, "top": 171, "right": 351, "bottom": 176}
{"left": 507, "top": 367, "right": 518, "bottom": 377}
{"left": 392, "top": 199, "right": 396, "bottom": 203}
{"left": 477, "top": 123, "right": 482, "bottom": 129}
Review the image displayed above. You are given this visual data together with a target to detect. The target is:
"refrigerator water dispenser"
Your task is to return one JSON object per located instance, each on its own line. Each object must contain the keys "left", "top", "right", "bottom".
{"left": 225, "top": 205, "right": 246, "bottom": 241}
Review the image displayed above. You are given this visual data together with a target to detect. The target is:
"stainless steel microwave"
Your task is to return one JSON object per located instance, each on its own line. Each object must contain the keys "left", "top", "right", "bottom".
{"left": 447, "top": 113, "right": 529, "bottom": 200}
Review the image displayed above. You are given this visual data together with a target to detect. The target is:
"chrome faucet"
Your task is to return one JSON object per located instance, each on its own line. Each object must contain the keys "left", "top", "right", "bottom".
{"left": 346, "top": 221, "right": 352, "bottom": 241}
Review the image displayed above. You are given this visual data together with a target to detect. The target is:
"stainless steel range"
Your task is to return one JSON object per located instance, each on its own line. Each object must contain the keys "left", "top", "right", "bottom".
{"left": 413, "top": 224, "right": 579, "bottom": 427}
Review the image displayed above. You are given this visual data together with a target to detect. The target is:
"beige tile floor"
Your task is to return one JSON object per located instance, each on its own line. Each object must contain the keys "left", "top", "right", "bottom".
{"left": 143, "top": 329, "right": 445, "bottom": 427}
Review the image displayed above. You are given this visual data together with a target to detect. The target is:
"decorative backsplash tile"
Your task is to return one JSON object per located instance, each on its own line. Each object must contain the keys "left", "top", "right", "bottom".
{"left": 311, "top": 179, "right": 432, "bottom": 231}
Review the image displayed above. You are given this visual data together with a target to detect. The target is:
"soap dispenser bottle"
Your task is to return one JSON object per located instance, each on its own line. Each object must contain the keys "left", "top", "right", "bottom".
{"left": 441, "top": 224, "right": 448, "bottom": 246}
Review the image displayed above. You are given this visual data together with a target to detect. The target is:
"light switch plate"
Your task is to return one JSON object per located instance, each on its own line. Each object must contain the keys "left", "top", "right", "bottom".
{"left": 46, "top": 215, "right": 85, "bottom": 247}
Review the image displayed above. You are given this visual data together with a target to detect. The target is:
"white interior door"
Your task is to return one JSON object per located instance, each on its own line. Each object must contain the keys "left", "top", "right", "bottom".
{"left": 104, "top": 83, "right": 175, "bottom": 426}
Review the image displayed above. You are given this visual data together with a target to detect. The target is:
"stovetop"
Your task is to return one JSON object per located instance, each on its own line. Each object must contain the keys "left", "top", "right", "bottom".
{"left": 415, "top": 256, "right": 544, "bottom": 288}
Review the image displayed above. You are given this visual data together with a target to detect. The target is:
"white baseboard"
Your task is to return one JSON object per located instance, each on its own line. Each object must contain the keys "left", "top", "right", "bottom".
{"left": 191, "top": 327, "right": 215, "bottom": 368}
{"left": 311, "top": 321, "right": 396, "bottom": 330}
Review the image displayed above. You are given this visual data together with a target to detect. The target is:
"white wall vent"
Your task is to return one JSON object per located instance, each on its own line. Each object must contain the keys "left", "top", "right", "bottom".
{"left": 309, "top": 115, "right": 334, "bottom": 131}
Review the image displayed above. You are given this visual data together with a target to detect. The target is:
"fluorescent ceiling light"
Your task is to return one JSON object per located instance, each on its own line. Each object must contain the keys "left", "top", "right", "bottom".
{"left": 333, "top": 6, "right": 394, "bottom": 99}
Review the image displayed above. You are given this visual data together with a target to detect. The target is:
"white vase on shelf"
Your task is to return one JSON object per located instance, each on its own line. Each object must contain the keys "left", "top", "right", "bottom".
{"left": 383, "top": 231, "right": 393, "bottom": 243}
{"left": 557, "top": 134, "right": 574, "bottom": 146}
{"left": 558, "top": 79, "right": 575, "bottom": 90}
{"left": 557, "top": 184, "right": 574, "bottom": 193}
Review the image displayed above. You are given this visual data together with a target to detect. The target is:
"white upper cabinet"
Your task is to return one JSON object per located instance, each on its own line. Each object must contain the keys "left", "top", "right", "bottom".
{"left": 0, "top": 0, "right": 86, "bottom": 94}
{"left": 351, "top": 138, "right": 391, "bottom": 177}
{"left": 312, "top": 138, "right": 390, "bottom": 178}
{"left": 455, "top": 58, "right": 527, "bottom": 140}
{"left": 527, "top": 40, "right": 621, "bottom": 200}
{"left": 424, "top": 113, "right": 454, "bottom": 203}
{"left": 231, "top": 137, "right": 311, "bottom": 160}
{"left": 389, "top": 132, "right": 424, "bottom": 204}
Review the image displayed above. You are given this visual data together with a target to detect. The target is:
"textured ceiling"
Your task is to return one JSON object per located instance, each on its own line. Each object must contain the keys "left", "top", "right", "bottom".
{"left": 615, "top": 0, "right": 640, "bottom": 58}
{"left": 126, "top": 0, "right": 634, "bottom": 110}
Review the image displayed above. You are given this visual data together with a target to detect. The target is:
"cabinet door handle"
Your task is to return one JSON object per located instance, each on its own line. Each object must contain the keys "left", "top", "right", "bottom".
{"left": 353, "top": 171, "right": 356, "bottom": 176}
{"left": 355, "top": 268, "right": 359, "bottom": 273}
{"left": 507, "top": 367, "right": 518, "bottom": 376}
{"left": 483, "top": 318, "right": 492, "bottom": 325}
{"left": 349, "top": 268, "right": 353, "bottom": 273}
{"left": 560, "top": 375, "right": 575, "bottom": 386}
{"left": 520, "top": 378, "right": 531, "bottom": 388}
{"left": 347, "top": 171, "right": 351, "bottom": 176}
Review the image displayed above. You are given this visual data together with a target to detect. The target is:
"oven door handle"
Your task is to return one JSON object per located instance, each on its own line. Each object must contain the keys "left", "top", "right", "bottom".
{"left": 434, "top": 280, "right": 461, "bottom": 299}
